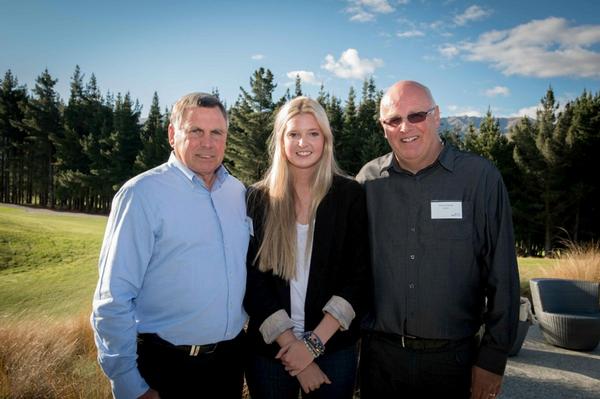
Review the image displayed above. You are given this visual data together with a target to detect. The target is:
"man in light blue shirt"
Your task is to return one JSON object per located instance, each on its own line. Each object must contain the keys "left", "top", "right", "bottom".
{"left": 91, "top": 93, "right": 250, "bottom": 399}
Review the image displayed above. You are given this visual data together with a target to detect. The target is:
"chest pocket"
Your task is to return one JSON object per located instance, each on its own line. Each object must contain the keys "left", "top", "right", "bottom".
{"left": 422, "top": 200, "right": 473, "bottom": 240}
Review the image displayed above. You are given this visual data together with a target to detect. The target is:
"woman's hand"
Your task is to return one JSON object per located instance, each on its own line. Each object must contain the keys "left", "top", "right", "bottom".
{"left": 296, "top": 362, "right": 331, "bottom": 393}
{"left": 276, "top": 339, "right": 313, "bottom": 376}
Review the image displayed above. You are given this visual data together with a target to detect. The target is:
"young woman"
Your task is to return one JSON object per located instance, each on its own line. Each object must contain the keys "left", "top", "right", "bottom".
{"left": 244, "top": 96, "right": 370, "bottom": 399}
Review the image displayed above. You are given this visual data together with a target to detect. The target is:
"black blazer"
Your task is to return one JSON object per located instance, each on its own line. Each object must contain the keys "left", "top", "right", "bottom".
{"left": 244, "top": 175, "right": 371, "bottom": 357}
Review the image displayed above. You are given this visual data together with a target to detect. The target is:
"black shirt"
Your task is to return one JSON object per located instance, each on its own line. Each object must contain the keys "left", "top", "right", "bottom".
{"left": 356, "top": 144, "right": 520, "bottom": 375}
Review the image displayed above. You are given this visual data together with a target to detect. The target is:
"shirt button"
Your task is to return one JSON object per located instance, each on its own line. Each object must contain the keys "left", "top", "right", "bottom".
{"left": 409, "top": 283, "right": 415, "bottom": 289}
{"left": 409, "top": 254, "right": 415, "bottom": 260}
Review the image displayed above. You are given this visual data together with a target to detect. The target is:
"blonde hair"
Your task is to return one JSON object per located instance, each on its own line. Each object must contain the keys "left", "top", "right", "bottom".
{"left": 253, "top": 96, "right": 342, "bottom": 281}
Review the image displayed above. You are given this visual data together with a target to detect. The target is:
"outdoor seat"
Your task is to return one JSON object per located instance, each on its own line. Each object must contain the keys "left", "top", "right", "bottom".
{"left": 529, "top": 278, "right": 600, "bottom": 351}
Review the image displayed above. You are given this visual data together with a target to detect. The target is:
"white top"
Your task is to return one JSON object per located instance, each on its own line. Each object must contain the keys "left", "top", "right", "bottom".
{"left": 290, "top": 222, "right": 312, "bottom": 338}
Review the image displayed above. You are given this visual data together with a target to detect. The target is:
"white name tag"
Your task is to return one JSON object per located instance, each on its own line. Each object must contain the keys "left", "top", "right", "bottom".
{"left": 431, "top": 201, "right": 462, "bottom": 219}
{"left": 246, "top": 216, "right": 254, "bottom": 236}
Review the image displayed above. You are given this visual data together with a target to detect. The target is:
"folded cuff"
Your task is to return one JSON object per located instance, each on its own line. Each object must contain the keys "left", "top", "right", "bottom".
{"left": 322, "top": 295, "right": 355, "bottom": 331}
{"left": 259, "top": 309, "right": 294, "bottom": 344}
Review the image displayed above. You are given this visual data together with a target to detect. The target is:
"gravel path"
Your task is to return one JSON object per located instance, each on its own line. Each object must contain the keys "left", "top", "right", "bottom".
{"left": 501, "top": 324, "right": 600, "bottom": 398}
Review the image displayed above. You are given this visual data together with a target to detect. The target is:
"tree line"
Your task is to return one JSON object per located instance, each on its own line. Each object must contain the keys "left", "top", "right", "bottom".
{"left": 1, "top": 66, "right": 598, "bottom": 255}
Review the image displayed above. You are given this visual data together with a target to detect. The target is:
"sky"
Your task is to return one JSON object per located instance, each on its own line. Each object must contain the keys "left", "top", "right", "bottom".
{"left": 1, "top": 0, "right": 599, "bottom": 119}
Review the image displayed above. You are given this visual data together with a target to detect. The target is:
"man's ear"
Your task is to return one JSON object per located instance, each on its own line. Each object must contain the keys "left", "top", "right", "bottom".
{"left": 168, "top": 124, "right": 175, "bottom": 148}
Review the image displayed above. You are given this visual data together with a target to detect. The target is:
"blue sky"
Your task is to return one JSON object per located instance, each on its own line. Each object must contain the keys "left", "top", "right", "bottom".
{"left": 1, "top": 0, "right": 599, "bottom": 118}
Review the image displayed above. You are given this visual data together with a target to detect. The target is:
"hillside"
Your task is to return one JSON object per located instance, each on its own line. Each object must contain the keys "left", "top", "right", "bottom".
{"left": 440, "top": 116, "right": 525, "bottom": 134}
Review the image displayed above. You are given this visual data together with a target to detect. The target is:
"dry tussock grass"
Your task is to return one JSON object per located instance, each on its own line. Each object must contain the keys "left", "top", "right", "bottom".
{"left": 0, "top": 313, "right": 111, "bottom": 399}
{"left": 542, "top": 241, "right": 600, "bottom": 282}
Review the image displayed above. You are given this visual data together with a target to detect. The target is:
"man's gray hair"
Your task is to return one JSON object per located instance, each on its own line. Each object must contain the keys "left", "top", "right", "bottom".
{"left": 170, "top": 92, "right": 228, "bottom": 129}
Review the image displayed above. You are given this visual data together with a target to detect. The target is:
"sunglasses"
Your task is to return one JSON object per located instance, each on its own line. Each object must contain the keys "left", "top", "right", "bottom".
{"left": 380, "top": 107, "right": 436, "bottom": 128}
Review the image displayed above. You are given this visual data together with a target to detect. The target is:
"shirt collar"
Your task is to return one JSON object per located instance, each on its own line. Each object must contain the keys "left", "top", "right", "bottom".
{"left": 381, "top": 141, "right": 456, "bottom": 175}
{"left": 167, "top": 152, "right": 228, "bottom": 188}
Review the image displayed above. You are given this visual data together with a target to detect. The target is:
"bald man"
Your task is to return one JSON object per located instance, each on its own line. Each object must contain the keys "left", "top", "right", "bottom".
{"left": 356, "top": 81, "right": 519, "bottom": 399}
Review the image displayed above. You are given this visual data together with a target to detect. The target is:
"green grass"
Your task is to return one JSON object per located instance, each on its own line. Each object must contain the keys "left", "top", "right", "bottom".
{"left": 0, "top": 205, "right": 106, "bottom": 319}
{"left": 0, "top": 203, "right": 556, "bottom": 319}
{"left": 517, "top": 256, "right": 554, "bottom": 297}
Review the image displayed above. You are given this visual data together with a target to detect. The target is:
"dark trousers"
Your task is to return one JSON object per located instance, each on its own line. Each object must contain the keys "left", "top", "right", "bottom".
{"left": 360, "top": 332, "right": 477, "bottom": 399}
{"left": 246, "top": 344, "right": 358, "bottom": 399}
{"left": 137, "top": 330, "right": 246, "bottom": 399}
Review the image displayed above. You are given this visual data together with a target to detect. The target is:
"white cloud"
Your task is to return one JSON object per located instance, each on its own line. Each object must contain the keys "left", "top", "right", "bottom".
{"left": 446, "top": 105, "right": 482, "bottom": 117}
{"left": 485, "top": 86, "right": 510, "bottom": 97}
{"left": 462, "top": 17, "right": 600, "bottom": 78}
{"left": 346, "top": 0, "right": 394, "bottom": 23}
{"left": 510, "top": 105, "right": 540, "bottom": 118}
{"left": 251, "top": 54, "right": 264, "bottom": 60}
{"left": 322, "top": 48, "right": 384, "bottom": 80}
{"left": 286, "top": 70, "right": 321, "bottom": 86}
{"left": 438, "top": 44, "right": 459, "bottom": 58}
{"left": 454, "top": 5, "right": 491, "bottom": 26}
{"left": 397, "top": 30, "right": 425, "bottom": 38}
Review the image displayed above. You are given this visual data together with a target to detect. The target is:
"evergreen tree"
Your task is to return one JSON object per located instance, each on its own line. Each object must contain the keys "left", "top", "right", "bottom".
{"left": 0, "top": 70, "right": 28, "bottom": 203}
{"left": 294, "top": 74, "right": 303, "bottom": 97}
{"left": 337, "top": 87, "right": 360, "bottom": 174}
{"left": 564, "top": 91, "right": 600, "bottom": 242}
{"left": 134, "top": 92, "right": 169, "bottom": 173}
{"left": 106, "top": 93, "right": 142, "bottom": 191}
{"left": 20, "top": 69, "right": 62, "bottom": 207}
{"left": 226, "top": 68, "right": 277, "bottom": 184}
{"left": 358, "top": 78, "right": 386, "bottom": 168}
{"left": 80, "top": 74, "right": 115, "bottom": 211}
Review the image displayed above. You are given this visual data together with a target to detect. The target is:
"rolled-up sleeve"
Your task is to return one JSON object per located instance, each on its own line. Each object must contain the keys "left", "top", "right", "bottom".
{"left": 323, "top": 295, "right": 356, "bottom": 331}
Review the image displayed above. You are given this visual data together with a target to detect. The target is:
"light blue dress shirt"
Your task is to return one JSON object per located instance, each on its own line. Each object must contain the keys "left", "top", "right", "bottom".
{"left": 91, "top": 153, "right": 249, "bottom": 399}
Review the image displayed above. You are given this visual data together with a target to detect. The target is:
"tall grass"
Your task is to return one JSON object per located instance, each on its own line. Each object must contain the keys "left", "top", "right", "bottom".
{"left": 541, "top": 240, "right": 600, "bottom": 282}
{"left": 0, "top": 313, "right": 111, "bottom": 399}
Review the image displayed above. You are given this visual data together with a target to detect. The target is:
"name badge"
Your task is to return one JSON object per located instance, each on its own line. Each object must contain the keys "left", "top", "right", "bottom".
{"left": 431, "top": 201, "right": 462, "bottom": 219}
{"left": 246, "top": 216, "right": 254, "bottom": 236}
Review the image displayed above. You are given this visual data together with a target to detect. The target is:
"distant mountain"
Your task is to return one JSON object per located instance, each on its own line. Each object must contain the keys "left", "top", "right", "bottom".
{"left": 440, "top": 116, "right": 526, "bottom": 134}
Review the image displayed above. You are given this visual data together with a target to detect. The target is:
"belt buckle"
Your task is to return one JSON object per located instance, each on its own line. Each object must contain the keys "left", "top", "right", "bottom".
{"left": 401, "top": 334, "right": 417, "bottom": 348}
{"left": 189, "top": 343, "right": 217, "bottom": 356}
{"left": 189, "top": 345, "right": 201, "bottom": 356}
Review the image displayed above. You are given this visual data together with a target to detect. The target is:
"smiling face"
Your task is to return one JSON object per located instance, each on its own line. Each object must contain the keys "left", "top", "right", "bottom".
{"left": 283, "top": 113, "right": 325, "bottom": 175}
{"left": 168, "top": 106, "right": 227, "bottom": 188}
{"left": 380, "top": 81, "right": 442, "bottom": 174}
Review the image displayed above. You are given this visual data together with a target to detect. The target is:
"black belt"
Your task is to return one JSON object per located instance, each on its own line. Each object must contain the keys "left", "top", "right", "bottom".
{"left": 372, "top": 331, "right": 463, "bottom": 350}
{"left": 138, "top": 333, "right": 218, "bottom": 356}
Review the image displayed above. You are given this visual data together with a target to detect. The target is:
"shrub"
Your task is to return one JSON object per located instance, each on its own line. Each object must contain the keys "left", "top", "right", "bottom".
{"left": 0, "top": 313, "right": 111, "bottom": 399}
{"left": 541, "top": 240, "right": 600, "bottom": 282}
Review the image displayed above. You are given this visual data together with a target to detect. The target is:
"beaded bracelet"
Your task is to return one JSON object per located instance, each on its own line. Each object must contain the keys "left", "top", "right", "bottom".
{"left": 302, "top": 331, "right": 325, "bottom": 358}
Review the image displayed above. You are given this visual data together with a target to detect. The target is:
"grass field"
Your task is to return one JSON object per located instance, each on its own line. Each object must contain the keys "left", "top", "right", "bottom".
{"left": 0, "top": 203, "right": 555, "bottom": 320}
{"left": 0, "top": 205, "right": 106, "bottom": 319}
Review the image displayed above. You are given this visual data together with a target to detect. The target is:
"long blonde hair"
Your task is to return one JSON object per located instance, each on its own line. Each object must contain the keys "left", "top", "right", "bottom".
{"left": 253, "top": 96, "right": 342, "bottom": 281}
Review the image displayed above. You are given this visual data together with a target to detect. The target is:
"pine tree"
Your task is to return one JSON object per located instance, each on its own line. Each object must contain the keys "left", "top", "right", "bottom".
{"left": 20, "top": 69, "right": 62, "bottom": 207}
{"left": 337, "top": 87, "right": 360, "bottom": 174}
{"left": 0, "top": 70, "right": 28, "bottom": 203}
{"left": 294, "top": 74, "right": 303, "bottom": 97}
{"left": 226, "top": 68, "right": 277, "bottom": 184}
{"left": 135, "top": 92, "right": 170, "bottom": 173}
{"left": 358, "top": 78, "right": 386, "bottom": 168}
{"left": 564, "top": 91, "right": 600, "bottom": 241}
{"left": 106, "top": 93, "right": 142, "bottom": 191}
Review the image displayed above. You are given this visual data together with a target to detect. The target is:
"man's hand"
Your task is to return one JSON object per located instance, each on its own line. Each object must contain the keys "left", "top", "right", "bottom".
{"left": 138, "top": 388, "right": 160, "bottom": 399}
{"left": 470, "top": 366, "right": 502, "bottom": 399}
{"left": 276, "top": 339, "right": 313, "bottom": 376}
{"left": 296, "top": 362, "right": 332, "bottom": 393}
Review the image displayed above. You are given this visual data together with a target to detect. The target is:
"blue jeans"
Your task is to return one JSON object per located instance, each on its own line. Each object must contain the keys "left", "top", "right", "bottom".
{"left": 246, "top": 344, "right": 358, "bottom": 399}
